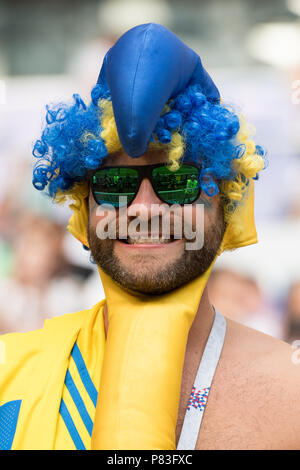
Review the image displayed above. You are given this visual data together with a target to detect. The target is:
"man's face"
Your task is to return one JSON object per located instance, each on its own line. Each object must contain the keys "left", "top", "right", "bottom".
{"left": 87, "top": 149, "right": 226, "bottom": 295}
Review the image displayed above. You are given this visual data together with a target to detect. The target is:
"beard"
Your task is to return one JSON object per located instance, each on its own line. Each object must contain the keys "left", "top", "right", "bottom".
{"left": 87, "top": 207, "right": 226, "bottom": 296}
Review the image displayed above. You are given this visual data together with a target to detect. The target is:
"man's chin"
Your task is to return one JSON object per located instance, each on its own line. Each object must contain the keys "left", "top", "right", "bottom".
{"left": 108, "top": 261, "right": 182, "bottom": 296}
{"left": 94, "top": 246, "right": 214, "bottom": 296}
{"left": 87, "top": 224, "right": 225, "bottom": 296}
{"left": 100, "top": 263, "right": 193, "bottom": 296}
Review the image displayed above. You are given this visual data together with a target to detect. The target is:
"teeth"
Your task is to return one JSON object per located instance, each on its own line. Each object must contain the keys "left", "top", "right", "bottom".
{"left": 127, "top": 236, "right": 172, "bottom": 244}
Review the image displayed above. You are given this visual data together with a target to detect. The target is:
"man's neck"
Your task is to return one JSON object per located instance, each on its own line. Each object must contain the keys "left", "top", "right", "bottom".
{"left": 184, "top": 286, "right": 215, "bottom": 357}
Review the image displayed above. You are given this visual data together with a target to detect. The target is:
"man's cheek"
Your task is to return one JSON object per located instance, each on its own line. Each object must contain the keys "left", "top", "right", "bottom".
{"left": 183, "top": 204, "right": 205, "bottom": 251}
{"left": 94, "top": 205, "right": 117, "bottom": 240}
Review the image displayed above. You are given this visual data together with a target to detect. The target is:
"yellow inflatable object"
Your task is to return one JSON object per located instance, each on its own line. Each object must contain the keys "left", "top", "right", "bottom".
{"left": 92, "top": 267, "right": 213, "bottom": 449}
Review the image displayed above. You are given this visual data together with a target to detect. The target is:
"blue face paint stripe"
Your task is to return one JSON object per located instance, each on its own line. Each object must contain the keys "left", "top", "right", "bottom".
{"left": 71, "top": 342, "right": 98, "bottom": 407}
{"left": 65, "top": 370, "right": 94, "bottom": 436}
{"left": 59, "top": 399, "right": 86, "bottom": 450}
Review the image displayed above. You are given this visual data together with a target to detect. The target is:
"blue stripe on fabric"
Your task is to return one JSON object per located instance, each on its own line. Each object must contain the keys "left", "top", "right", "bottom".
{"left": 0, "top": 400, "right": 22, "bottom": 450}
{"left": 71, "top": 342, "right": 98, "bottom": 407}
{"left": 59, "top": 399, "right": 86, "bottom": 450}
{"left": 65, "top": 370, "right": 93, "bottom": 436}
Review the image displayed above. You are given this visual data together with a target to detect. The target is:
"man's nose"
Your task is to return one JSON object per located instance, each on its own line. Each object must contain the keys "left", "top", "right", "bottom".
{"left": 127, "top": 178, "right": 167, "bottom": 220}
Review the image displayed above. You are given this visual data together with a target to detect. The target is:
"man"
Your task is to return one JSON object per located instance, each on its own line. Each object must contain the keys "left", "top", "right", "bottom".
{"left": 0, "top": 23, "right": 299, "bottom": 450}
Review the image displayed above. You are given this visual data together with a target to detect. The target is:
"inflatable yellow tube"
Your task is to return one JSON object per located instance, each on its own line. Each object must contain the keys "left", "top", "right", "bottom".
{"left": 92, "top": 266, "right": 213, "bottom": 449}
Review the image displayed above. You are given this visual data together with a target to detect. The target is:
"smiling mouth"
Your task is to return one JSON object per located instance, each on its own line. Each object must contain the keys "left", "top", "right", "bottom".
{"left": 118, "top": 234, "right": 179, "bottom": 245}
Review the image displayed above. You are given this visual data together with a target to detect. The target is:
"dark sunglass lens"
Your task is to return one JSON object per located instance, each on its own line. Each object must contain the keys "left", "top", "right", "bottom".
{"left": 152, "top": 165, "right": 200, "bottom": 204}
{"left": 92, "top": 167, "right": 139, "bottom": 207}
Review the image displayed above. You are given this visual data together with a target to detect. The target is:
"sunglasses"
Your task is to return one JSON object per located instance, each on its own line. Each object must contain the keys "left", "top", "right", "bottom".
{"left": 88, "top": 163, "right": 202, "bottom": 208}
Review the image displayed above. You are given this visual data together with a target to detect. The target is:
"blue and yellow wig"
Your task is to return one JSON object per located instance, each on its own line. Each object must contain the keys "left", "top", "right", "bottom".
{"left": 32, "top": 82, "right": 266, "bottom": 226}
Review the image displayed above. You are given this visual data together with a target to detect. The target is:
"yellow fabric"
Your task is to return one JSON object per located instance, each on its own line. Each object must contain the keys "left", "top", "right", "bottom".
{"left": 220, "top": 179, "right": 257, "bottom": 252}
{"left": 0, "top": 303, "right": 105, "bottom": 449}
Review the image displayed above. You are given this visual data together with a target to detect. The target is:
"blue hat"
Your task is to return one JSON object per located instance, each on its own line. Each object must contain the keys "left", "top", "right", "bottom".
{"left": 97, "top": 23, "right": 220, "bottom": 157}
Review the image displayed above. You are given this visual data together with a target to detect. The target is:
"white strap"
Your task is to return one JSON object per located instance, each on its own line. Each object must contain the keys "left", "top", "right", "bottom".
{"left": 176, "top": 309, "right": 226, "bottom": 450}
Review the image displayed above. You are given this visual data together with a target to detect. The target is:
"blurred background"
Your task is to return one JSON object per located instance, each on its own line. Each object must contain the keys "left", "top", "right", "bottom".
{"left": 0, "top": 0, "right": 299, "bottom": 341}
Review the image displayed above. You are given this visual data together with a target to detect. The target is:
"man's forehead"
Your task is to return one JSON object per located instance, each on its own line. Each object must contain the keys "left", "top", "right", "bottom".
{"left": 101, "top": 148, "right": 169, "bottom": 166}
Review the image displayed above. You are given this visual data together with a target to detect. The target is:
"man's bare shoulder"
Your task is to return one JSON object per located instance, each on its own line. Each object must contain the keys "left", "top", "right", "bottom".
{"left": 198, "top": 317, "right": 300, "bottom": 449}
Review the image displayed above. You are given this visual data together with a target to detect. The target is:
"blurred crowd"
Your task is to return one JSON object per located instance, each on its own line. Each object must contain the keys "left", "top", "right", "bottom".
{"left": 208, "top": 269, "right": 300, "bottom": 343}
